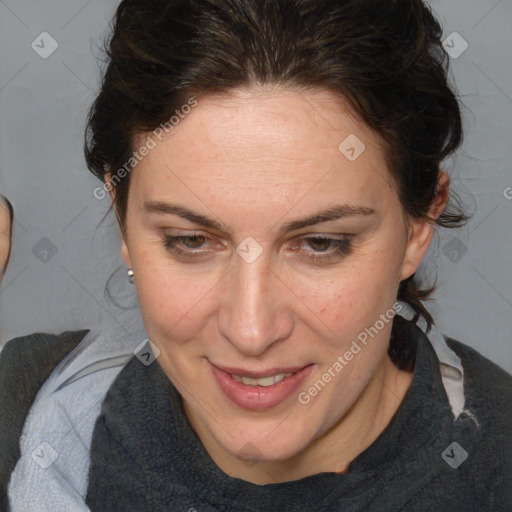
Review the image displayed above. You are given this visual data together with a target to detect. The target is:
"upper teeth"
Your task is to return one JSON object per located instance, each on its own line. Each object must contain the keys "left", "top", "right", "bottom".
{"left": 231, "top": 373, "right": 294, "bottom": 387}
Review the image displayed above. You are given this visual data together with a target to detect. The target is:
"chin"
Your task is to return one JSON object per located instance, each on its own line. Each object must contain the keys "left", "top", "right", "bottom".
{"left": 216, "top": 419, "right": 313, "bottom": 463}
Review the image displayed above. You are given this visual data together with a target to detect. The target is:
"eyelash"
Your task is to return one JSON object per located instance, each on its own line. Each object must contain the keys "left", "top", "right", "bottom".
{"left": 160, "top": 233, "right": 353, "bottom": 264}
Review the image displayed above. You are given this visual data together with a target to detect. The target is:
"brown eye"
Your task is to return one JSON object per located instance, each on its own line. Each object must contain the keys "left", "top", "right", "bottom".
{"left": 291, "top": 235, "right": 353, "bottom": 265}
{"left": 161, "top": 234, "right": 210, "bottom": 255}
{"left": 304, "top": 237, "right": 336, "bottom": 252}
{"left": 179, "top": 235, "right": 207, "bottom": 249}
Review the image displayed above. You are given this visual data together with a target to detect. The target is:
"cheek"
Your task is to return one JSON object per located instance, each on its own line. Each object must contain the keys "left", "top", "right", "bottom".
{"left": 132, "top": 250, "right": 221, "bottom": 341}
{"left": 130, "top": 226, "right": 404, "bottom": 346}
{"left": 299, "top": 259, "right": 399, "bottom": 327}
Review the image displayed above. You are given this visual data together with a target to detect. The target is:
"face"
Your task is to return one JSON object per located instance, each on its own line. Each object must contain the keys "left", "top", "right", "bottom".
{"left": 113, "top": 86, "right": 437, "bottom": 470}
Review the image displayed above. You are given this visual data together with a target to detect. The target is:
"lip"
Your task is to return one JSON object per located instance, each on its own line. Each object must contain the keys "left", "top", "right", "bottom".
{"left": 210, "top": 362, "right": 314, "bottom": 411}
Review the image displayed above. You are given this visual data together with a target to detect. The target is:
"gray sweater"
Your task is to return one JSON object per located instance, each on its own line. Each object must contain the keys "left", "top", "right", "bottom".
{"left": 1, "top": 316, "right": 511, "bottom": 511}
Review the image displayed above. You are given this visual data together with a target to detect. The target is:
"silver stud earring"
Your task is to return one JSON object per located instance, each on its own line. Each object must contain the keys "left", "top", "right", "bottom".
{"left": 127, "top": 268, "right": 134, "bottom": 284}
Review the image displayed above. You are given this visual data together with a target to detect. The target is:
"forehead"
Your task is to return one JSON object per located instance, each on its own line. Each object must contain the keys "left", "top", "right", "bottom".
{"left": 130, "top": 86, "right": 395, "bottom": 207}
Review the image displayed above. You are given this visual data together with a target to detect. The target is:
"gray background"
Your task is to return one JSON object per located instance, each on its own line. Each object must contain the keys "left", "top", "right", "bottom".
{"left": 0, "top": 0, "right": 511, "bottom": 373}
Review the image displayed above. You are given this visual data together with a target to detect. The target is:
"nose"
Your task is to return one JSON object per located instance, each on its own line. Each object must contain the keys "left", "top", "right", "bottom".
{"left": 217, "top": 250, "right": 293, "bottom": 356}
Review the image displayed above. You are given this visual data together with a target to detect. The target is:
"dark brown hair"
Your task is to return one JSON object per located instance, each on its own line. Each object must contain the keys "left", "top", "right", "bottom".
{"left": 85, "top": 0, "right": 469, "bottom": 331}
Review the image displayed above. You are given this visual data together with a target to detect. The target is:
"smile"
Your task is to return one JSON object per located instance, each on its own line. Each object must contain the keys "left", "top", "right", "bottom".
{"left": 209, "top": 362, "right": 314, "bottom": 410}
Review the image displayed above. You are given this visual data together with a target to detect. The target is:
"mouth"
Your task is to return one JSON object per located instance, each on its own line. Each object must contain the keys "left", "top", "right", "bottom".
{"left": 209, "top": 362, "right": 314, "bottom": 410}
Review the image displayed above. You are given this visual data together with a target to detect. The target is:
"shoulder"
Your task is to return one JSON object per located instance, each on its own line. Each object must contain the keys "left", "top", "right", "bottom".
{"left": 0, "top": 329, "right": 90, "bottom": 368}
{"left": 0, "top": 326, "right": 91, "bottom": 402}
{"left": 0, "top": 329, "right": 90, "bottom": 511}
{"left": 0, "top": 328, "right": 91, "bottom": 424}
{"left": 0, "top": 329, "right": 91, "bottom": 397}
{"left": 444, "top": 336, "right": 512, "bottom": 509}
{"left": 444, "top": 336, "right": 512, "bottom": 416}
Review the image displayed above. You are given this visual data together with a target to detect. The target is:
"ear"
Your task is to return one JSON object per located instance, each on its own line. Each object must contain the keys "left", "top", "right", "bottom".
{"left": 120, "top": 235, "right": 132, "bottom": 270}
{"left": 105, "top": 171, "right": 116, "bottom": 204}
{"left": 105, "top": 171, "right": 133, "bottom": 269}
{"left": 399, "top": 171, "right": 450, "bottom": 281}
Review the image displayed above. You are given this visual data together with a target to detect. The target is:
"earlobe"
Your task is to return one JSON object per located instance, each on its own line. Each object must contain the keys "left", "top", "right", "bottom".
{"left": 399, "top": 170, "right": 450, "bottom": 281}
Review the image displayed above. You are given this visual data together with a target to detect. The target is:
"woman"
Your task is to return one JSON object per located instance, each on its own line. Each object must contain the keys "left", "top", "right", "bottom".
{"left": 1, "top": 0, "right": 511, "bottom": 510}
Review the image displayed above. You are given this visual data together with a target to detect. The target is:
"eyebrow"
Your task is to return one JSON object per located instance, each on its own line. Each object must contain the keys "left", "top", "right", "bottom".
{"left": 143, "top": 200, "right": 376, "bottom": 234}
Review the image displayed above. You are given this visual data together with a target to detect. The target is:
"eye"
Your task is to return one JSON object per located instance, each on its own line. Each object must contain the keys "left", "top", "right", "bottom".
{"left": 290, "top": 235, "right": 353, "bottom": 264}
{"left": 161, "top": 232, "right": 218, "bottom": 260}
{"left": 160, "top": 232, "right": 353, "bottom": 265}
